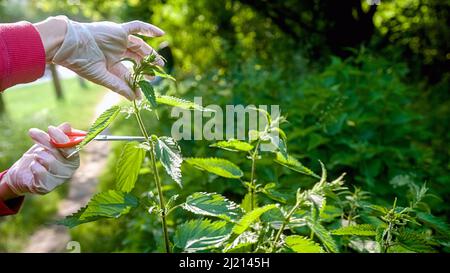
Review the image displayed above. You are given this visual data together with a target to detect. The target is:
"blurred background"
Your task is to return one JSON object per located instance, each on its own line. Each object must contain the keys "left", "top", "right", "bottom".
{"left": 0, "top": 0, "right": 448, "bottom": 252}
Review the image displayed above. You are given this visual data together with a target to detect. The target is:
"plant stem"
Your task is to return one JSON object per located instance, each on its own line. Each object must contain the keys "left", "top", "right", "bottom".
{"left": 272, "top": 200, "right": 301, "bottom": 252}
{"left": 133, "top": 100, "right": 171, "bottom": 253}
{"left": 249, "top": 141, "right": 260, "bottom": 211}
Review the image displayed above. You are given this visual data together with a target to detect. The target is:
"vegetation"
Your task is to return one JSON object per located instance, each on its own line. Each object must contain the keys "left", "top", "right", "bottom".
{"left": 0, "top": 0, "right": 448, "bottom": 253}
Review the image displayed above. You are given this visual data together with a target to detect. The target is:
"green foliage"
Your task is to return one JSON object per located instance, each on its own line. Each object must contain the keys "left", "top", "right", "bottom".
{"left": 210, "top": 139, "right": 254, "bottom": 152}
{"left": 60, "top": 190, "right": 138, "bottom": 228}
{"left": 183, "top": 192, "right": 242, "bottom": 221}
{"left": 274, "top": 152, "right": 320, "bottom": 179}
{"left": 116, "top": 142, "right": 145, "bottom": 193}
{"left": 332, "top": 225, "right": 377, "bottom": 236}
{"left": 232, "top": 205, "right": 277, "bottom": 235}
{"left": 184, "top": 157, "right": 244, "bottom": 179}
{"left": 174, "top": 219, "right": 232, "bottom": 252}
{"left": 156, "top": 95, "right": 210, "bottom": 111}
{"left": 57, "top": 44, "right": 448, "bottom": 255}
{"left": 285, "top": 235, "right": 324, "bottom": 253}
{"left": 155, "top": 136, "right": 183, "bottom": 187}
{"left": 138, "top": 80, "right": 157, "bottom": 108}
{"left": 75, "top": 105, "right": 121, "bottom": 152}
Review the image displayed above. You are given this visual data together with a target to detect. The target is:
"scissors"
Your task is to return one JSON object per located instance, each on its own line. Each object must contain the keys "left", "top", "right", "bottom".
{"left": 50, "top": 130, "right": 146, "bottom": 149}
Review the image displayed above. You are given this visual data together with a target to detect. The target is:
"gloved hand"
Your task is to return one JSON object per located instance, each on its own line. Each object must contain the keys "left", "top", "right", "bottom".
{"left": 48, "top": 16, "right": 165, "bottom": 100}
{"left": 1, "top": 123, "right": 80, "bottom": 195}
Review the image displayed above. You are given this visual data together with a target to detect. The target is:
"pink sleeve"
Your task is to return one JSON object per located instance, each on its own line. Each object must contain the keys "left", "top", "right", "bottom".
{"left": 0, "top": 170, "right": 24, "bottom": 216}
{"left": 0, "top": 21, "right": 46, "bottom": 91}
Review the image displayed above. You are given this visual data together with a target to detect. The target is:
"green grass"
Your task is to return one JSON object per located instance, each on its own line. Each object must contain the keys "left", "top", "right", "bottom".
{"left": 0, "top": 77, "right": 106, "bottom": 252}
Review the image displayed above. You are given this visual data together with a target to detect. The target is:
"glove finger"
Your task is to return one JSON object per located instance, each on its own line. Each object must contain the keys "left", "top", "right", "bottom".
{"left": 128, "top": 36, "right": 165, "bottom": 67}
{"left": 28, "top": 128, "right": 66, "bottom": 162}
{"left": 35, "top": 147, "right": 77, "bottom": 177}
{"left": 124, "top": 50, "right": 143, "bottom": 63}
{"left": 48, "top": 125, "right": 78, "bottom": 159}
{"left": 30, "top": 161, "right": 51, "bottom": 194}
{"left": 110, "top": 63, "right": 142, "bottom": 100}
{"left": 121, "top": 21, "right": 164, "bottom": 37}
{"left": 98, "top": 66, "right": 136, "bottom": 100}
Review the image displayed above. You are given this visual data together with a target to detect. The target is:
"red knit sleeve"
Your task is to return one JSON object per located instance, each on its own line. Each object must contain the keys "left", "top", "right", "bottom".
{"left": 0, "top": 21, "right": 46, "bottom": 91}
{"left": 0, "top": 170, "right": 25, "bottom": 216}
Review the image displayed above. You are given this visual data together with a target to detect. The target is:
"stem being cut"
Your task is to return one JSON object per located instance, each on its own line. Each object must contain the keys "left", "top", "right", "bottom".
{"left": 132, "top": 96, "right": 170, "bottom": 252}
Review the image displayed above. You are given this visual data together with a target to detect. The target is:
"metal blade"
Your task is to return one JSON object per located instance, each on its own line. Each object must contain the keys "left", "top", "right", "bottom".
{"left": 93, "top": 135, "right": 147, "bottom": 142}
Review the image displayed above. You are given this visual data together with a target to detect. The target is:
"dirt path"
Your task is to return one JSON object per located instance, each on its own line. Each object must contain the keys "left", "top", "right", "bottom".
{"left": 23, "top": 92, "right": 121, "bottom": 253}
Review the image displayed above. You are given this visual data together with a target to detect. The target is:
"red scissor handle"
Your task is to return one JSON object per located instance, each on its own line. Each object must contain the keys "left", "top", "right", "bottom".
{"left": 50, "top": 130, "right": 87, "bottom": 148}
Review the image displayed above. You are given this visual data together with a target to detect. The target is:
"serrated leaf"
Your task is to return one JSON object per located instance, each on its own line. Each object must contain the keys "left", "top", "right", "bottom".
{"left": 233, "top": 204, "right": 277, "bottom": 235}
{"left": 138, "top": 80, "right": 157, "bottom": 108}
{"left": 142, "top": 64, "right": 176, "bottom": 81}
{"left": 75, "top": 105, "right": 121, "bottom": 151}
{"left": 274, "top": 153, "right": 320, "bottom": 179}
{"left": 416, "top": 212, "right": 450, "bottom": 236}
{"left": 155, "top": 136, "right": 183, "bottom": 187}
{"left": 307, "top": 220, "right": 339, "bottom": 253}
{"left": 285, "top": 235, "right": 324, "bottom": 253}
{"left": 183, "top": 192, "right": 242, "bottom": 221}
{"left": 79, "top": 190, "right": 138, "bottom": 220}
{"left": 210, "top": 139, "right": 253, "bottom": 152}
{"left": 156, "top": 95, "right": 213, "bottom": 112}
{"left": 332, "top": 224, "right": 377, "bottom": 236}
{"left": 57, "top": 206, "right": 101, "bottom": 228}
{"left": 223, "top": 231, "right": 258, "bottom": 253}
{"left": 396, "top": 228, "right": 438, "bottom": 253}
{"left": 185, "top": 157, "right": 243, "bottom": 179}
{"left": 116, "top": 142, "right": 145, "bottom": 193}
{"left": 174, "top": 219, "right": 232, "bottom": 252}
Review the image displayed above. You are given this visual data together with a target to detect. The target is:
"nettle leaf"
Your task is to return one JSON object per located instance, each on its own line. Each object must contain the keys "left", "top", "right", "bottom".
{"left": 233, "top": 204, "right": 277, "bottom": 235}
{"left": 224, "top": 231, "right": 258, "bottom": 253}
{"left": 142, "top": 64, "right": 176, "bottom": 81}
{"left": 332, "top": 224, "right": 377, "bottom": 236}
{"left": 138, "top": 80, "right": 157, "bottom": 108}
{"left": 416, "top": 212, "right": 450, "bottom": 236}
{"left": 155, "top": 136, "right": 183, "bottom": 187}
{"left": 274, "top": 152, "right": 320, "bottom": 179}
{"left": 285, "top": 235, "right": 325, "bottom": 253}
{"left": 116, "top": 142, "right": 145, "bottom": 193}
{"left": 174, "top": 219, "right": 232, "bottom": 253}
{"left": 75, "top": 105, "right": 121, "bottom": 152}
{"left": 396, "top": 228, "right": 438, "bottom": 253}
{"left": 183, "top": 192, "right": 242, "bottom": 221}
{"left": 185, "top": 157, "right": 243, "bottom": 179}
{"left": 307, "top": 220, "right": 339, "bottom": 253}
{"left": 76, "top": 190, "right": 138, "bottom": 221}
{"left": 57, "top": 206, "right": 101, "bottom": 228}
{"left": 156, "top": 95, "right": 213, "bottom": 112}
{"left": 210, "top": 139, "right": 253, "bottom": 152}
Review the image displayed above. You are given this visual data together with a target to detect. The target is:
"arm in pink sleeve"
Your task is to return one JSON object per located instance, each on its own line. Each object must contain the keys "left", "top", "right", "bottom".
{"left": 0, "top": 170, "right": 24, "bottom": 216}
{"left": 0, "top": 21, "right": 46, "bottom": 91}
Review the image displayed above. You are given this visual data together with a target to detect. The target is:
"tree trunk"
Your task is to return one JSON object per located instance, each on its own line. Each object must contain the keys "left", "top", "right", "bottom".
{"left": 49, "top": 64, "right": 64, "bottom": 100}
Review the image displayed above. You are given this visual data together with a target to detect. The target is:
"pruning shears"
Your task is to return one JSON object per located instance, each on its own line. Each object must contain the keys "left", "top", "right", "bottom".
{"left": 50, "top": 130, "right": 146, "bottom": 149}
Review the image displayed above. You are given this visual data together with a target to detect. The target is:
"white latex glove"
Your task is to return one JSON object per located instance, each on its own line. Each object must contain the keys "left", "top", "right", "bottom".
{"left": 1, "top": 123, "right": 80, "bottom": 195}
{"left": 51, "top": 16, "right": 165, "bottom": 100}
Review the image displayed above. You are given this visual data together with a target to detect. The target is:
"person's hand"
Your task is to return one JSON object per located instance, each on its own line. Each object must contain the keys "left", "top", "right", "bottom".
{"left": 35, "top": 16, "right": 165, "bottom": 100}
{"left": 0, "top": 123, "right": 80, "bottom": 196}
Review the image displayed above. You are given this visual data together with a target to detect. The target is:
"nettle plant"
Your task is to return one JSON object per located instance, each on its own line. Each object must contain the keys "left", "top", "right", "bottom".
{"left": 60, "top": 54, "right": 450, "bottom": 253}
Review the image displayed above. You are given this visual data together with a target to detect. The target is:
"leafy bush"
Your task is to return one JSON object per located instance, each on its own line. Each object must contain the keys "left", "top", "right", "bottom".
{"left": 61, "top": 54, "right": 449, "bottom": 253}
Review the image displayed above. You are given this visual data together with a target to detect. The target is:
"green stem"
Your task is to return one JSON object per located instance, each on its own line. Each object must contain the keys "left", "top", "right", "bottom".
{"left": 272, "top": 200, "right": 301, "bottom": 252}
{"left": 133, "top": 100, "right": 171, "bottom": 253}
{"left": 249, "top": 141, "right": 260, "bottom": 211}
